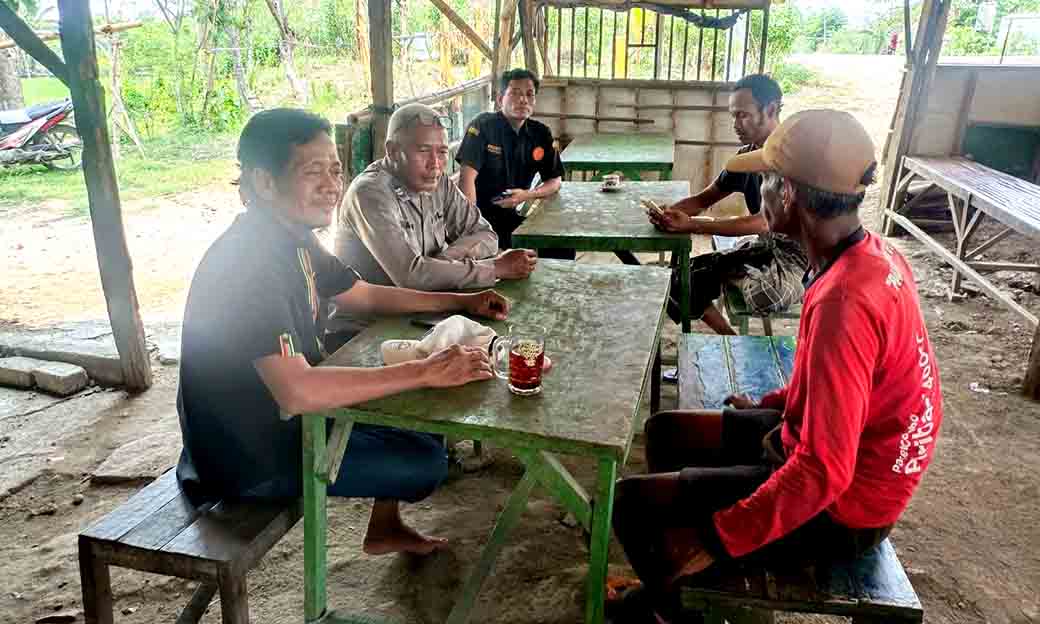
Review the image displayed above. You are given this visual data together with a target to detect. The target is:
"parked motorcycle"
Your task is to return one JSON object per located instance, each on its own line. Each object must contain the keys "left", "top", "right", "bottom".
{"left": 0, "top": 98, "right": 81, "bottom": 171}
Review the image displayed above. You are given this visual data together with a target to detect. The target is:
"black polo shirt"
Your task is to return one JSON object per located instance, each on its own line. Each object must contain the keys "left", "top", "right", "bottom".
{"left": 714, "top": 144, "right": 763, "bottom": 215}
{"left": 176, "top": 209, "right": 359, "bottom": 502}
{"left": 456, "top": 111, "right": 565, "bottom": 235}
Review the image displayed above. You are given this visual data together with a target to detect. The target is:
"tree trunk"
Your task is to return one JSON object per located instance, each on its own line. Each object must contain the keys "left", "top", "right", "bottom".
{"left": 263, "top": 0, "right": 307, "bottom": 104}
{"left": 0, "top": 49, "right": 25, "bottom": 110}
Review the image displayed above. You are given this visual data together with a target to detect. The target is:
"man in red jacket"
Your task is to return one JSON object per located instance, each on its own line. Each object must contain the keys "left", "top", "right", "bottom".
{"left": 610, "top": 109, "right": 943, "bottom": 622}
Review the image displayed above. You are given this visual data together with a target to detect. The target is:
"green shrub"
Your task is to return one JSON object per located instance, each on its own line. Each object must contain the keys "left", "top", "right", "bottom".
{"left": 769, "top": 61, "right": 819, "bottom": 96}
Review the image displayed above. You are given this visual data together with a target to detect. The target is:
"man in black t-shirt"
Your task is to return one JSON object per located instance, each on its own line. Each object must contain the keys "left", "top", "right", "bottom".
{"left": 456, "top": 68, "right": 572, "bottom": 258}
{"left": 177, "top": 108, "right": 510, "bottom": 556}
{"left": 649, "top": 74, "right": 807, "bottom": 337}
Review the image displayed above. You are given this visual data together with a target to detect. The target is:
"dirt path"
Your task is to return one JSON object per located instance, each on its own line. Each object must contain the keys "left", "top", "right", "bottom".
{"left": 1, "top": 55, "right": 1038, "bottom": 624}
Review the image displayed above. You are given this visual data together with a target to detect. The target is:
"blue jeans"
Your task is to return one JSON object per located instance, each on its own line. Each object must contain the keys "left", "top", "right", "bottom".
{"left": 242, "top": 424, "right": 448, "bottom": 503}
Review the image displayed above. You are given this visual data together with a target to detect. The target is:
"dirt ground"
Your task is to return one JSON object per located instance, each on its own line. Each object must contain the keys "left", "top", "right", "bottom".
{"left": 1, "top": 55, "right": 1039, "bottom": 624}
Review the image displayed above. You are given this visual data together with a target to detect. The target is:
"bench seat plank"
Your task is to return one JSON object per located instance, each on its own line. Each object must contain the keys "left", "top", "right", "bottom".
{"left": 120, "top": 493, "right": 204, "bottom": 550}
{"left": 678, "top": 334, "right": 735, "bottom": 409}
{"left": 727, "top": 336, "right": 785, "bottom": 403}
{"left": 682, "top": 539, "right": 922, "bottom": 621}
{"left": 82, "top": 470, "right": 184, "bottom": 542}
{"left": 679, "top": 335, "right": 791, "bottom": 410}
{"left": 770, "top": 336, "right": 796, "bottom": 383}
{"left": 161, "top": 499, "right": 291, "bottom": 563}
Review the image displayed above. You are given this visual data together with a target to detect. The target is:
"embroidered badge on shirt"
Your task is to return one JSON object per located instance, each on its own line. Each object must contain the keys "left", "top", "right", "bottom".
{"left": 467, "top": 126, "right": 480, "bottom": 136}
{"left": 532, "top": 146, "right": 545, "bottom": 161}
{"left": 486, "top": 144, "right": 502, "bottom": 155}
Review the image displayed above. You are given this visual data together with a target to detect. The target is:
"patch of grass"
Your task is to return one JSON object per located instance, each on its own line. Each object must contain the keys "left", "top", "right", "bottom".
{"left": 21, "top": 77, "right": 70, "bottom": 106}
{"left": 769, "top": 61, "right": 822, "bottom": 96}
{"left": 0, "top": 132, "right": 237, "bottom": 217}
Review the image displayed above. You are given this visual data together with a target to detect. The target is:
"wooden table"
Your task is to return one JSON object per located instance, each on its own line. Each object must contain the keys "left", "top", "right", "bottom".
{"left": 300, "top": 260, "right": 672, "bottom": 624}
{"left": 882, "top": 155, "right": 1040, "bottom": 397}
{"left": 561, "top": 132, "right": 675, "bottom": 182}
{"left": 513, "top": 181, "right": 693, "bottom": 334}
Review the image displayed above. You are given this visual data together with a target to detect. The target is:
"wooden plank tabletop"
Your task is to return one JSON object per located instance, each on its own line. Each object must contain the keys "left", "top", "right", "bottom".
{"left": 321, "top": 260, "right": 671, "bottom": 462}
{"left": 513, "top": 181, "right": 691, "bottom": 250}
{"left": 562, "top": 132, "right": 676, "bottom": 167}
{"left": 905, "top": 156, "right": 1040, "bottom": 237}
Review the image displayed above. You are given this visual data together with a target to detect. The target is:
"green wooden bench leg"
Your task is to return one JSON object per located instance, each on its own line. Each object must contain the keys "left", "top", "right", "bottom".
{"left": 446, "top": 470, "right": 538, "bottom": 624}
{"left": 585, "top": 458, "right": 617, "bottom": 624}
{"left": 303, "top": 416, "right": 329, "bottom": 623}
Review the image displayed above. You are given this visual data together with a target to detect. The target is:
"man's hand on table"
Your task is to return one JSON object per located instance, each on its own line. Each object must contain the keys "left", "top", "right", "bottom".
{"left": 495, "top": 249, "right": 538, "bottom": 280}
{"left": 650, "top": 206, "right": 714, "bottom": 234}
{"left": 460, "top": 289, "right": 511, "bottom": 321}
{"left": 421, "top": 345, "right": 493, "bottom": 387}
{"left": 492, "top": 188, "right": 529, "bottom": 209}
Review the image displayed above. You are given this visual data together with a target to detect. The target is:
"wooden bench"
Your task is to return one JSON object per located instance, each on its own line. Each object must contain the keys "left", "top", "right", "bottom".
{"left": 676, "top": 334, "right": 924, "bottom": 623}
{"left": 881, "top": 155, "right": 1040, "bottom": 398}
{"left": 79, "top": 469, "right": 301, "bottom": 624}
{"left": 711, "top": 236, "right": 802, "bottom": 336}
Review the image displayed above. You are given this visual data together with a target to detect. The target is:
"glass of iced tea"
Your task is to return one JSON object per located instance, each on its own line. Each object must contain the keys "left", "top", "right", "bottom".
{"left": 492, "top": 324, "right": 546, "bottom": 396}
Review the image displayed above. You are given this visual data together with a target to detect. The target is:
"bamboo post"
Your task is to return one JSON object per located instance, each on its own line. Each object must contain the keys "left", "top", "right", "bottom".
{"left": 368, "top": 0, "right": 393, "bottom": 158}
{"left": 520, "top": 0, "right": 539, "bottom": 75}
{"left": 879, "top": 0, "right": 952, "bottom": 231}
{"left": 496, "top": 0, "right": 519, "bottom": 83}
{"left": 58, "top": 0, "right": 152, "bottom": 391}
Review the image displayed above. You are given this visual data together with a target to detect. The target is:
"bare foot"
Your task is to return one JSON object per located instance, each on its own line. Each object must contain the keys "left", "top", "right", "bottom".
{"left": 362, "top": 522, "right": 448, "bottom": 556}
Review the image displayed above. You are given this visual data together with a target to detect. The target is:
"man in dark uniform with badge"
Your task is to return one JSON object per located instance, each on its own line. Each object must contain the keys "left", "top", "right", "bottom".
{"left": 456, "top": 68, "right": 574, "bottom": 258}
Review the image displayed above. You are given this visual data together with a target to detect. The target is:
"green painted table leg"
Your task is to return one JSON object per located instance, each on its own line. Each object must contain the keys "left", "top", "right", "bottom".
{"left": 303, "top": 416, "right": 329, "bottom": 622}
{"left": 679, "top": 239, "right": 692, "bottom": 333}
{"left": 446, "top": 469, "right": 538, "bottom": 624}
{"left": 521, "top": 450, "right": 592, "bottom": 531}
{"left": 585, "top": 457, "right": 617, "bottom": 624}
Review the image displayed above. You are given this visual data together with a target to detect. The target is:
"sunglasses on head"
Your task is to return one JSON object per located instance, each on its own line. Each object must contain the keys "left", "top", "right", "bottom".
{"left": 402, "top": 111, "right": 453, "bottom": 131}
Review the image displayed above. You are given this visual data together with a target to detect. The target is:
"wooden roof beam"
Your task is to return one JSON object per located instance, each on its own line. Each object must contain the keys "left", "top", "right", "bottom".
{"left": 429, "top": 0, "right": 494, "bottom": 62}
{"left": 0, "top": 22, "right": 144, "bottom": 50}
{"left": 0, "top": 1, "right": 69, "bottom": 86}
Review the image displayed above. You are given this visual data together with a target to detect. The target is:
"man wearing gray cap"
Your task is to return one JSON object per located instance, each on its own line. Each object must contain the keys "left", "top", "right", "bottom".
{"left": 332, "top": 103, "right": 537, "bottom": 346}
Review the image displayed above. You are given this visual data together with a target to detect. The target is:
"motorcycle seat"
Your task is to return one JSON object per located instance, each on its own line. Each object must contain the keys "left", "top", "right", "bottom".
{"left": 0, "top": 108, "right": 31, "bottom": 125}
{"left": 0, "top": 100, "right": 68, "bottom": 125}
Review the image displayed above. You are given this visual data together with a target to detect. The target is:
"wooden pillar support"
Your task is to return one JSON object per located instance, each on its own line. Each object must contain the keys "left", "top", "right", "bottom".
{"left": 878, "top": 0, "right": 952, "bottom": 231}
{"left": 519, "top": 0, "right": 539, "bottom": 75}
{"left": 1025, "top": 325, "right": 1040, "bottom": 400}
{"left": 495, "top": 0, "right": 520, "bottom": 85}
{"left": 58, "top": 0, "right": 152, "bottom": 391}
{"left": 368, "top": 0, "right": 393, "bottom": 159}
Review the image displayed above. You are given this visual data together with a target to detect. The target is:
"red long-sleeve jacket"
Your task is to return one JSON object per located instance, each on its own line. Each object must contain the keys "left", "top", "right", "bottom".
{"left": 714, "top": 233, "right": 943, "bottom": 558}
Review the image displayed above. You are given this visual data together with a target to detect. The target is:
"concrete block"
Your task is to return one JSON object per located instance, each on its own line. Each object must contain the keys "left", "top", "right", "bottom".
{"left": 31, "top": 361, "right": 89, "bottom": 396}
{"left": 92, "top": 430, "right": 182, "bottom": 483}
{"left": 0, "top": 356, "right": 41, "bottom": 388}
